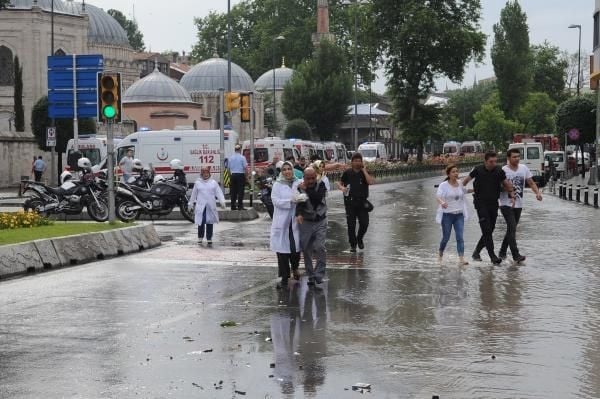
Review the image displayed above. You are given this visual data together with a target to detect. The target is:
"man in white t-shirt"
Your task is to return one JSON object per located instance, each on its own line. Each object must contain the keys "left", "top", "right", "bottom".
{"left": 498, "top": 148, "right": 543, "bottom": 262}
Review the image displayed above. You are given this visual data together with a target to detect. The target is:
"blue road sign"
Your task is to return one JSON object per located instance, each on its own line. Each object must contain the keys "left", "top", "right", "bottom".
{"left": 48, "top": 55, "right": 104, "bottom": 119}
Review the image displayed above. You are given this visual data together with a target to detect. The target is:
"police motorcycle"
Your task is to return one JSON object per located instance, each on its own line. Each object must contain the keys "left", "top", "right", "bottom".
{"left": 23, "top": 158, "right": 110, "bottom": 222}
{"left": 114, "top": 159, "right": 194, "bottom": 223}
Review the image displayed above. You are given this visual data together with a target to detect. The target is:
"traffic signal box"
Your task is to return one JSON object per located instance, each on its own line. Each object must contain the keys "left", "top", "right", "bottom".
{"left": 225, "top": 92, "right": 241, "bottom": 112}
{"left": 240, "top": 93, "right": 250, "bottom": 123}
{"left": 97, "top": 73, "right": 122, "bottom": 123}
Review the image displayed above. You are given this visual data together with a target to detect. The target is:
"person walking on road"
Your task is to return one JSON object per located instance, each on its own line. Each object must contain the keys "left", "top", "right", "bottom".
{"left": 32, "top": 156, "right": 46, "bottom": 182}
{"left": 462, "top": 151, "right": 515, "bottom": 264}
{"left": 227, "top": 144, "right": 248, "bottom": 210}
{"left": 188, "top": 166, "right": 226, "bottom": 246}
{"left": 337, "top": 153, "right": 375, "bottom": 252}
{"left": 498, "top": 148, "right": 543, "bottom": 263}
{"left": 436, "top": 164, "right": 472, "bottom": 266}
{"left": 270, "top": 161, "right": 302, "bottom": 289}
{"left": 296, "top": 167, "right": 328, "bottom": 287}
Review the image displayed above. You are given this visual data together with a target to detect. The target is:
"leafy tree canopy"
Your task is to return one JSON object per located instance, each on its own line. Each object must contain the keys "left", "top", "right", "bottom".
{"left": 107, "top": 9, "right": 145, "bottom": 51}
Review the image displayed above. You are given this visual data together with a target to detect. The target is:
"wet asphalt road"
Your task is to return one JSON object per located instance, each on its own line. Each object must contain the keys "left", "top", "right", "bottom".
{"left": 1, "top": 177, "right": 600, "bottom": 398}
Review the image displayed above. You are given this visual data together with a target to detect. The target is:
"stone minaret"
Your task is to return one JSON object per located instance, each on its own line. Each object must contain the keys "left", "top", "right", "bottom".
{"left": 312, "top": 0, "right": 335, "bottom": 47}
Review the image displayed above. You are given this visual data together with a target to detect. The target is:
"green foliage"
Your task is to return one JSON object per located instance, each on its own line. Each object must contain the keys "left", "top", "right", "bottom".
{"left": 190, "top": 0, "right": 378, "bottom": 83}
{"left": 555, "top": 96, "right": 596, "bottom": 144}
{"left": 284, "top": 119, "right": 312, "bottom": 140}
{"left": 31, "top": 96, "right": 96, "bottom": 153}
{"left": 445, "top": 81, "right": 497, "bottom": 130}
{"left": 13, "top": 56, "right": 24, "bottom": 132}
{"left": 281, "top": 41, "right": 352, "bottom": 141}
{"left": 474, "top": 103, "right": 521, "bottom": 150}
{"left": 491, "top": 0, "right": 532, "bottom": 118}
{"left": 517, "top": 92, "right": 556, "bottom": 135}
{"left": 107, "top": 9, "right": 145, "bottom": 51}
{"left": 0, "top": 0, "right": 10, "bottom": 10}
{"left": 372, "top": 0, "right": 486, "bottom": 160}
{"left": 531, "top": 42, "right": 568, "bottom": 103}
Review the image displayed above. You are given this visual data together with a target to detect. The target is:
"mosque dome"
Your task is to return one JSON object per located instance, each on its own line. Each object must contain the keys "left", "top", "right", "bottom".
{"left": 180, "top": 57, "right": 255, "bottom": 93}
{"left": 255, "top": 65, "right": 295, "bottom": 91}
{"left": 123, "top": 69, "right": 194, "bottom": 104}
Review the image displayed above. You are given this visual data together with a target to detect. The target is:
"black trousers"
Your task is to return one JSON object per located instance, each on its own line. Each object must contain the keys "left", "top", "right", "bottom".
{"left": 474, "top": 202, "right": 499, "bottom": 259}
{"left": 277, "top": 221, "right": 300, "bottom": 281}
{"left": 230, "top": 173, "right": 245, "bottom": 210}
{"left": 34, "top": 171, "right": 43, "bottom": 182}
{"left": 499, "top": 206, "right": 523, "bottom": 259}
{"left": 345, "top": 200, "right": 369, "bottom": 247}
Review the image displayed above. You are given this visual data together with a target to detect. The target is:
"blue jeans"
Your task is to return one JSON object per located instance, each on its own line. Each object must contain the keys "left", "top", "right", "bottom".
{"left": 197, "top": 208, "right": 214, "bottom": 240}
{"left": 439, "top": 212, "right": 465, "bottom": 256}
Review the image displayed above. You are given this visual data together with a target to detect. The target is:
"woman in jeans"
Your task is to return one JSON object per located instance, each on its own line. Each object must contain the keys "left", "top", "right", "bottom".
{"left": 270, "top": 161, "right": 302, "bottom": 288}
{"left": 436, "top": 164, "right": 471, "bottom": 265}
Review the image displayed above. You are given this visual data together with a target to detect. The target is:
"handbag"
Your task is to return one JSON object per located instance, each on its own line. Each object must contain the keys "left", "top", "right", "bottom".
{"left": 363, "top": 199, "right": 374, "bottom": 212}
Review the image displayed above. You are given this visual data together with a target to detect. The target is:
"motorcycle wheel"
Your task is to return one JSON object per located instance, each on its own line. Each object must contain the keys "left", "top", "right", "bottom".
{"left": 117, "top": 200, "right": 139, "bottom": 223}
{"left": 23, "top": 198, "right": 48, "bottom": 217}
{"left": 87, "top": 199, "right": 109, "bottom": 222}
{"left": 179, "top": 199, "right": 195, "bottom": 223}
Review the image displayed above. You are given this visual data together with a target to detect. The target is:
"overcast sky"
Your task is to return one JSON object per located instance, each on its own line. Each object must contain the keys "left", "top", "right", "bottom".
{"left": 91, "top": 0, "right": 593, "bottom": 93}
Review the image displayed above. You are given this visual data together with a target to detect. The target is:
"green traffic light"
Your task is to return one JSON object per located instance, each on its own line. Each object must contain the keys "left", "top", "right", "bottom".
{"left": 102, "top": 105, "right": 116, "bottom": 119}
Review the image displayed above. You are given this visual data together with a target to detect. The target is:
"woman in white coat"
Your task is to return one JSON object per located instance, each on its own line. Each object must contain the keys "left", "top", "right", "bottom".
{"left": 270, "top": 161, "right": 301, "bottom": 288}
{"left": 188, "top": 166, "right": 226, "bottom": 245}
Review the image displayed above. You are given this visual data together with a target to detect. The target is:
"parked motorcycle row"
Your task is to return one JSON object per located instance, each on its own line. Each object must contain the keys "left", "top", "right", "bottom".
{"left": 22, "top": 158, "right": 195, "bottom": 223}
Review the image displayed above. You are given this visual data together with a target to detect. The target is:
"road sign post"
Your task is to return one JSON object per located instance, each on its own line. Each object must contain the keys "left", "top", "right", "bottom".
{"left": 47, "top": 127, "right": 57, "bottom": 186}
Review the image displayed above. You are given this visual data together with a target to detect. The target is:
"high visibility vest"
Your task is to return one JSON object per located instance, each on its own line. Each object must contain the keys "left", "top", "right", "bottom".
{"left": 223, "top": 168, "right": 231, "bottom": 188}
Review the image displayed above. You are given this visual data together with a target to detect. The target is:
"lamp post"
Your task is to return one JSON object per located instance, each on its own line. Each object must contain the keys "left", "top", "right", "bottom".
{"left": 227, "top": 0, "right": 231, "bottom": 92}
{"left": 569, "top": 24, "right": 582, "bottom": 96}
{"left": 272, "top": 35, "right": 284, "bottom": 135}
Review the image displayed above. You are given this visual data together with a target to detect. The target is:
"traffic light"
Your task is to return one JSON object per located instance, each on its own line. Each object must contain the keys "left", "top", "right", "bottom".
{"left": 225, "top": 92, "right": 240, "bottom": 112}
{"left": 240, "top": 93, "right": 250, "bottom": 123}
{"left": 97, "top": 72, "right": 122, "bottom": 122}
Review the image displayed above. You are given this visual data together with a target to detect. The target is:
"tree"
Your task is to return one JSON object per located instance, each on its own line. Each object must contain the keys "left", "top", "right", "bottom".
{"left": 563, "top": 51, "right": 590, "bottom": 94}
{"left": 284, "top": 119, "right": 312, "bottom": 140}
{"left": 517, "top": 92, "right": 556, "bottom": 135}
{"left": 190, "top": 0, "right": 378, "bottom": 83}
{"left": 474, "top": 103, "right": 521, "bottom": 150}
{"left": 491, "top": 0, "right": 532, "bottom": 118}
{"left": 372, "top": 0, "right": 485, "bottom": 160}
{"left": 281, "top": 41, "right": 353, "bottom": 141}
{"left": 0, "top": 0, "right": 10, "bottom": 10}
{"left": 107, "top": 9, "right": 145, "bottom": 51}
{"left": 556, "top": 96, "right": 595, "bottom": 176}
{"left": 13, "top": 56, "right": 24, "bottom": 132}
{"left": 31, "top": 96, "right": 96, "bottom": 178}
{"left": 445, "top": 81, "right": 497, "bottom": 131}
{"left": 531, "top": 42, "right": 568, "bottom": 103}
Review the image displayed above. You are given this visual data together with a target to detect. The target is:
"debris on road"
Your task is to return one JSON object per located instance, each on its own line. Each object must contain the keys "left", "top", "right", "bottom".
{"left": 220, "top": 320, "right": 238, "bottom": 327}
{"left": 352, "top": 382, "right": 372, "bottom": 393}
{"left": 234, "top": 390, "right": 247, "bottom": 395}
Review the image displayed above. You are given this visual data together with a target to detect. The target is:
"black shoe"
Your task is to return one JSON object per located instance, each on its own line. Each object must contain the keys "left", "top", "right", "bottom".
{"left": 231, "top": 207, "right": 237, "bottom": 211}
{"left": 350, "top": 246, "right": 357, "bottom": 253}
{"left": 207, "top": 240, "right": 213, "bottom": 246}
{"left": 357, "top": 239, "right": 364, "bottom": 250}
{"left": 307, "top": 278, "right": 315, "bottom": 286}
{"left": 239, "top": 207, "right": 247, "bottom": 211}
{"left": 472, "top": 253, "right": 482, "bottom": 262}
{"left": 513, "top": 255, "right": 526, "bottom": 263}
{"left": 498, "top": 252, "right": 507, "bottom": 260}
{"left": 491, "top": 257, "right": 503, "bottom": 265}
{"left": 276, "top": 279, "right": 288, "bottom": 289}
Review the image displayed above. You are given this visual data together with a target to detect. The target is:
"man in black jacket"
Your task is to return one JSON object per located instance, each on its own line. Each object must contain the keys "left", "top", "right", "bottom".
{"left": 296, "top": 168, "right": 328, "bottom": 286}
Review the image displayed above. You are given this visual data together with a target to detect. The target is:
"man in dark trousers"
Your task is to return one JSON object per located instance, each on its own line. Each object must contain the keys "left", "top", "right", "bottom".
{"left": 462, "top": 151, "right": 515, "bottom": 264}
{"left": 227, "top": 144, "right": 248, "bottom": 210}
{"left": 337, "top": 153, "right": 375, "bottom": 252}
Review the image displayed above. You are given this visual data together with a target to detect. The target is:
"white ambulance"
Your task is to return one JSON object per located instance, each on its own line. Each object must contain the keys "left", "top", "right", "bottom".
{"left": 358, "top": 142, "right": 388, "bottom": 162}
{"left": 242, "top": 137, "right": 300, "bottom": 168}
{"left": 290, "top": 139, "right": 318, "bottom": 160}
{"left": 115, "top": 129, "right": 239, "bottom": 186}
{"left": 64, "top": 135, "right": 123, "bottom": 169}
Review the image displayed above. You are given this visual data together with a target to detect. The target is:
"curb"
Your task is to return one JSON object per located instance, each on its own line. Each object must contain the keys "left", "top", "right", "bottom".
{"left": 0, "top": 223, "right": 161, "bottom": 279}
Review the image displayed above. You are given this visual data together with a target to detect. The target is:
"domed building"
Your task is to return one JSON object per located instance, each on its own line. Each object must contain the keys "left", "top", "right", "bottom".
{"left": 255, "top": 62, "right": 295, "bottom": 131}
{"left": 122, "top": 68, "right": 209, "bottom": 131}
{"left": 0, "top": 0, "right": 140, "bottom": 187}
{"left": 180, "top": 57, "right": 265, "bottom": 141}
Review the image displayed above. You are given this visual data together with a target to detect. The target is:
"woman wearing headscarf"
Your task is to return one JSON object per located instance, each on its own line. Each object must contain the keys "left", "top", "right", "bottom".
{"left": 188, "top": 166, "right": 226, "bottom": 245}
{"left": 270, "top": 161, "right": 303, "bottom": 288}
{"left": 310, "top": 160, "right": 331, "bottom": 192}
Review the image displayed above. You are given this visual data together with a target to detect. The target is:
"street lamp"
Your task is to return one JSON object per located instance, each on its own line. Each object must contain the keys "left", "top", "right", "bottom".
{"left": 272, "top": 35, "right": 285, "bottom": 135}
{"left": 569, "top": 24, "right": 582, "bottom": 96}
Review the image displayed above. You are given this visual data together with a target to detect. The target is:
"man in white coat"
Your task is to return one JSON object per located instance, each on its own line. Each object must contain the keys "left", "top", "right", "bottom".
{"left": 188, "top": 166, "right": 226, "bottom": 245}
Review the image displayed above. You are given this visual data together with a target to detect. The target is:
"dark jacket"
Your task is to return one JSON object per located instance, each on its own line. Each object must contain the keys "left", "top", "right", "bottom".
{"left": 295, "top": 181, "right": 327, "bottom": 221}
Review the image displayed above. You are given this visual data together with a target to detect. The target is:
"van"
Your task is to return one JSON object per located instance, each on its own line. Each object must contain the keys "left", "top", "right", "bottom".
{"left": 442, "top": 141, "right": 461, "bottom": 155}
{"left": 508, "top": 142, "right": 544, "bottom": 184}
{"left": 357, "top": 142, "right": 387, "bottom": 162}
{"left": 460, "top": 141, "right": 483, "bottom": 154}
{"left": 543, "top": 151, "right": 566, "bottom": 177}
{"left": 115, "top": 129, "right": 239, "bottom": 186}
{"left": 241, "top": 137, "right": 300, "bottom": 168}
{"left": 335, "top": 143, "right": 349, "bottom": 163}
{"left": 64, "top": 135, "right": 123, "bottom": 169}
{"left": 290, "top": 139, "right": 318, "bottom": 160}
{"left": 314, "top": 143, "right": 326, "bottom": 161}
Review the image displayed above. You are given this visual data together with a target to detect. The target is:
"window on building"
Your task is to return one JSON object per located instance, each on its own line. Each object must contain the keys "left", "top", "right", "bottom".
{"left": 595, "top": 12, "right": 600, "bottom": 50}
{"left": 0, "top": 46, "right": 14, "bottom": 86}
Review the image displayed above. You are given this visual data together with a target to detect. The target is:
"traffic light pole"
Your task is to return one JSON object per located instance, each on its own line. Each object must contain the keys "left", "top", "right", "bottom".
{"left": 106, "top": 120, "right": 116, "bottom": 223}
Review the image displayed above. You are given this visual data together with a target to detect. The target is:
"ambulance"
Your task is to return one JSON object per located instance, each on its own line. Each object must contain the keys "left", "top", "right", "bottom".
{"left": 115, "top": 129, "right": 239, "bottom": 186}
{"left": 290, "top": 139, "right": 318, "bottom": 160}
{"left": 241, "top": 137, "right": 300, "bottom": 168}
{"left": 64, "top": 135, "right": 123, "bottom": 169}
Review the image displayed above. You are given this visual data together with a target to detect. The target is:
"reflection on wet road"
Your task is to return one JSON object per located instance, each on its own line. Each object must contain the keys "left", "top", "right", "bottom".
{"left": 1, "top": 177, "right": 600, "bottom": 398}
